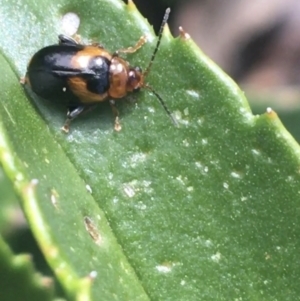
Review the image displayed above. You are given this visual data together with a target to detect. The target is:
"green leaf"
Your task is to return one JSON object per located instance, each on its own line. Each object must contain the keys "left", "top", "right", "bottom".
{"left": 0, "top": 166, "right": 20, "bottom": 233}
{"left": 0, "top": 234, "right": 55, "bottom": 301}
{"left": 1, "top": 0, "right": 300, "bottom": 300}
{"left": 248, "top": 88, "right": 300, "bottom": 143}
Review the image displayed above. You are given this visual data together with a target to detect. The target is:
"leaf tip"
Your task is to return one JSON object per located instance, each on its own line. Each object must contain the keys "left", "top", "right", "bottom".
{"left": 179, "top": 26, "right": 191, "bottom": 40}
{"left": 127, "top": 0, "right": 137, "bottom": 12}
{"left": 163, "top": 23, "right": 173, "bottom": 40}
{"left": 265, "top": 107, "right": 278, "bottom": 119}
{"left": 22, "top": 178, "right": 38, "bottom": 197}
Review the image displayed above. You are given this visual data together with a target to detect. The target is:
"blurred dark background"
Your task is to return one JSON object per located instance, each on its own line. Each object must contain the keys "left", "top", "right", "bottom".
{"left": 128, "top": 0, "right": 300, "bottom": 142}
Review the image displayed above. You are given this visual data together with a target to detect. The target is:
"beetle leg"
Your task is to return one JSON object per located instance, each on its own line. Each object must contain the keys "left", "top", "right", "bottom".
{"left": 58, "top": 34, "right": 78, "bottom": 45}
{"left": 109, "top": 100, "right": 121, "bottom": 131}
{"left": 113, "top": 35, "right": 147, "bottom": 57}
{"left": 62, "top": 105, "right": 86, "bottom": 133}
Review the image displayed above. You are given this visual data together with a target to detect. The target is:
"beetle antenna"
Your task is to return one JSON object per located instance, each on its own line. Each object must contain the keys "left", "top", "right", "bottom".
{"left": 144, "top": 84, "right": 178, "bottom": 126}
{"left": 143, "top": 8, "right": 171, "bottom": 78}
{"left": 142, "top": 8, "right": 177, "bottom": 126}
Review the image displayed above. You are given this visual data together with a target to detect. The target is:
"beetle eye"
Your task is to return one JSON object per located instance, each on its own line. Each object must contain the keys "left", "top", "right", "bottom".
{"left": 128, "top": 68, "right": 142, "bottom": 91}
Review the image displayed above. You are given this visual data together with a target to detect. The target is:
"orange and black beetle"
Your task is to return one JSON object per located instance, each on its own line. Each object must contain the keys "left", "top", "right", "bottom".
{"left": 24, "top": 8, "right": 176, "bottom": 132}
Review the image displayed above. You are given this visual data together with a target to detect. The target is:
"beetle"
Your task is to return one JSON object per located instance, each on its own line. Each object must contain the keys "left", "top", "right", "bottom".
{"left": 23, "top": 8, "right": 176, "bottom": 133}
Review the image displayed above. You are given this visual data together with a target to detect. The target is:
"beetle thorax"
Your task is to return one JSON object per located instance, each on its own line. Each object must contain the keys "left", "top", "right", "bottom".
{"left": 108, "top": 57, "right": 143, "bottom": 99}
{"left": 108, "top": 57, "right": 129, "bottom": 98}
